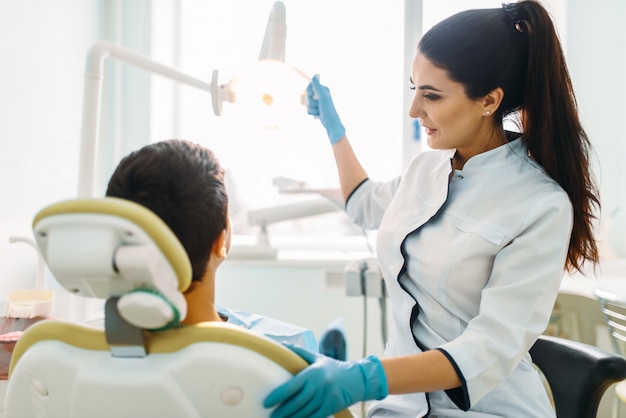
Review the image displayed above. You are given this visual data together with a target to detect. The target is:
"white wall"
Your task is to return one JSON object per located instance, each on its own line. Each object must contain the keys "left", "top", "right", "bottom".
{"left": 217, "top": 261, "right": 390, "bottom": 361}
{"left": 0, "top": 0, "right": 101, "bottom": 314}
{"left": 566, "top": 0, "right": 626, "bottom": 256}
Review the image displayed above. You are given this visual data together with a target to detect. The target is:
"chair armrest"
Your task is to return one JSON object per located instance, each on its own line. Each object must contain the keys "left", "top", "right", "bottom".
{"left": 530, "top": 335, "right": 626, "bottom": 418}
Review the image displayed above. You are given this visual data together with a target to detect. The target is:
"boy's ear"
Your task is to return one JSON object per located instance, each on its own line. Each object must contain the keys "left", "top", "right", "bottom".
{"left": 211, "top": 229, "right": 228, "bottom": 259}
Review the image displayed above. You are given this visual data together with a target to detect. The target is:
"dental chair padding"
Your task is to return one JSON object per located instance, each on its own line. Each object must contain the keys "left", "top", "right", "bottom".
{"left": 32, "top": 197, "right": 192, "bottom": 330}
{"left": 9, "top": 198, "right": 352, "bottom": 417}
{"left": 32, "top": 197, "right": 192, "bottom": 293}
{"left": 8, "top": 320, "right": 310, "bottom": 378}
{"left": 6, "top": 320, "right": 352, "bottom": 417}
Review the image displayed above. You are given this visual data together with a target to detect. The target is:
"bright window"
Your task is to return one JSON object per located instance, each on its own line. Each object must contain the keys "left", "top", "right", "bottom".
{"left": 150, "top": 0, "right": 404, "bottom": 238}
{"left": 148, "top": 0, "right": 566, "bottom": 240}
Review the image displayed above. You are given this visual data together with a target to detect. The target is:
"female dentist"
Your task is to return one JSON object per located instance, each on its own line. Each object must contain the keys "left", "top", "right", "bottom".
{"left": 264, "top": 1, "right": 600, "bottom": 417}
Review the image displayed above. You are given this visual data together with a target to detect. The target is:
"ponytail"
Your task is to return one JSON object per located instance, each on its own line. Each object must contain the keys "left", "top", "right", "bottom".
{"left": 516, "top": 0, "right": 600, "bottom": 272}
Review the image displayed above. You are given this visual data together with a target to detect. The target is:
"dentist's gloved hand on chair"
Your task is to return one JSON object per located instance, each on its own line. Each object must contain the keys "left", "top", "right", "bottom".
{"left": 263, "top": 345, "right": 388, "bottom": 418}
{"left": 306, "top": 75, "right": 346, "bottom": 145}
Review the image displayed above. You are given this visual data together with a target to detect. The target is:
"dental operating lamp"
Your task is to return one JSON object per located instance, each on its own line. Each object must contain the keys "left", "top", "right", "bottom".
{"left": 75, "top": 1, "right": 340, "bottom": 261}
{"left": 76, "top": 1, "right": 308, "bottom": 198}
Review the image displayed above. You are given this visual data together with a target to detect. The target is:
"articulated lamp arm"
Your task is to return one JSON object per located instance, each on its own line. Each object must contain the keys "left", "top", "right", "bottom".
{"left": 77, "top": 40, "right": 231, "bottom": 198}
{"left": 77, "top": 2, "right": 297, "bottom": 198}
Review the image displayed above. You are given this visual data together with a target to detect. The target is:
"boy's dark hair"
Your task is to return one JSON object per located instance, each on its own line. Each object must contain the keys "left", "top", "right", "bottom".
{"left": 106, "top": 139, "right": 228, "bottom": 282}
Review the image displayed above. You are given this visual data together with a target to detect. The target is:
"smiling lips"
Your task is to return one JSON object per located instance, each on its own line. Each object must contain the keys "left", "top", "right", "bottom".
{"left": 419, "top": 119, "right": 437, "bottom": 135}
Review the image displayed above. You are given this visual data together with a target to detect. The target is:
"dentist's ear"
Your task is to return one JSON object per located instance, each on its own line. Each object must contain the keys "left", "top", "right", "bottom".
{"left": 481, "top": 87, "right": 504, "bottom": 116}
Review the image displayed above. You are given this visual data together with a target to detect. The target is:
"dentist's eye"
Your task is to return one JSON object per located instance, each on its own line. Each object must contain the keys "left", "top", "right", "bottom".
{"left": 423, "top": 93, "right": 441, "bottom": 101}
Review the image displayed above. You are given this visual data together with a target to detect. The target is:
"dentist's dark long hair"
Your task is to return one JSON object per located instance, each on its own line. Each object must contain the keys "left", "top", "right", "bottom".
{"left": 418, "top": 0, "right": 599, "bottom": 273}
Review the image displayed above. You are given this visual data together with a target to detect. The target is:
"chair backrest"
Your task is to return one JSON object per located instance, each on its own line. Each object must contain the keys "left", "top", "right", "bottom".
{"left": 6, "top": 320, "right": 325, "bottom": 417}
{"left": 5, "top": 198, "right": 351, "bottom": 418}
{"left": 595, "top": 288, "right": 626, "bottom": 355}
{"left": 530, "top": 335, "right": 626, "bottom": 418}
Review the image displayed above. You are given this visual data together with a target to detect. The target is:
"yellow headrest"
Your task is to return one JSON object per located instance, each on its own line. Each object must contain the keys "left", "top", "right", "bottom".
{"left": 32, "top": 197, "right": 192, "bottom": 292}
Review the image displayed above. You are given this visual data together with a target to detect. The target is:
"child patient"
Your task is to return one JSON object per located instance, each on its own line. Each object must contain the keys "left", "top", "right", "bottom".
{"left": 105, "top": 139, "right": 317, "bottom": 351}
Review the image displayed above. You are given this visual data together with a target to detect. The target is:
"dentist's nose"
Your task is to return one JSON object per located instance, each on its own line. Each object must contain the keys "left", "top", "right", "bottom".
{"left": 408, "top": 93, "right": 424, "bottom": 119}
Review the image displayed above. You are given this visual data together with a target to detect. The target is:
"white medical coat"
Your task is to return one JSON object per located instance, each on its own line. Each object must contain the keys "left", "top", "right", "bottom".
{"left": 346, "top": 138, "right": 572, "bottom": 417}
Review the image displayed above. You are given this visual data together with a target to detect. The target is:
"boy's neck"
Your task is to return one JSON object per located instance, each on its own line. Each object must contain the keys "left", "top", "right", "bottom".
{"left": 181, "top": 270, "right": 223, "bottom": 325}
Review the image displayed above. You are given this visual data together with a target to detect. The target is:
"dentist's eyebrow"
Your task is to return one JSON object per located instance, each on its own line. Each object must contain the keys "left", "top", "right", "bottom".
{"left": 418, "top": 85, "right": 442, "bottom": 92}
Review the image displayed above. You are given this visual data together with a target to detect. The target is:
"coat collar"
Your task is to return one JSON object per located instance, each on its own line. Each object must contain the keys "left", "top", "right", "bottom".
{"left": 452, "top": 137, "right": 525, "bottom": 172}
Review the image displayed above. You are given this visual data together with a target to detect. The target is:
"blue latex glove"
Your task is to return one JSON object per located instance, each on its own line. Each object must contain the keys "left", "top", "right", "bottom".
{"left": 306, "top": 75, "right": 346, "bottom": 145}
{"left": 264, "top": 345, "right": 388, "bottom": 418}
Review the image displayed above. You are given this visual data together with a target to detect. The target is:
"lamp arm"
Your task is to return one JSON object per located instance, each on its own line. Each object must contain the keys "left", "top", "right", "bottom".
{"left": 77, "top": 40, "right": 221, "bottom": 198}
{"left": 247, "top": 197, "right": 340, "bottom": 227}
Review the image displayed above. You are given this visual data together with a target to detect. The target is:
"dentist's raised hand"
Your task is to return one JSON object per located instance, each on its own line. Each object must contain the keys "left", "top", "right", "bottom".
{"left": 307, "top": 75, "right": 346, "bottom": 145}
{"left": 264, "top": 345, "right": 388, "bottom": 418}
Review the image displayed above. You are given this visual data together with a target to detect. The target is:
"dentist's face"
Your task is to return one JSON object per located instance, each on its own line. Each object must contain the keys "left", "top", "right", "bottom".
{"left": 409, "top": 52, "right": 487, "bottom": 155}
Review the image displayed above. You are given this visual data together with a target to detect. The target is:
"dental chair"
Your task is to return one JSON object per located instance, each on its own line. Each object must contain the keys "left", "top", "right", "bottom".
{"left": 5, "top": 198, "right": 350, "bottom": 418}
